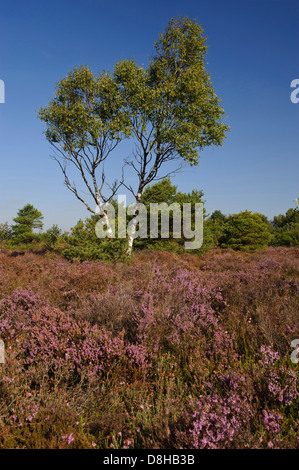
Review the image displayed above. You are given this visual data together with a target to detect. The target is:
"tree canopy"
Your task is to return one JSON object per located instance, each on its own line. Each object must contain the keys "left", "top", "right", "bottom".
{"left": 38, "top": 16, "right": 229, "bottom": 253}
{"left": 11, "top": 204, "right": 44, "bottom": 243}
{"left": 12, "top": 204, "right": 44, "bottom": 235}
{"left": 115, "top": 17, "right": 229, "bottom": 202}
{"left": 38, "top": 66, "right": 131, "bottom": 214}
{"left": 272, "top": 207, "right": 299, "bottom": 247}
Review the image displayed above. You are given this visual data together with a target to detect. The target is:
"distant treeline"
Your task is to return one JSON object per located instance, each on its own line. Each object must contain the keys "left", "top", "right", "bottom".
{"left": 0, "top": 179, "right": 298, "bottom": 260}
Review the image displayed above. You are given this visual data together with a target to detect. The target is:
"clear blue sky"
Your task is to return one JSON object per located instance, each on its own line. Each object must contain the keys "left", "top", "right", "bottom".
{"left": 0, "top": 0, "right": 298, "bottom": 231}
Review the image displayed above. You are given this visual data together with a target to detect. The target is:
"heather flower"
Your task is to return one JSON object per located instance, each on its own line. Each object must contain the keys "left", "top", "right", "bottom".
{"left": 262, "top": 410, "right": 283, "bottom": 434}
{"left": 260, "top": 345, "right": 280, "bottom": 365}
{"left": 186, "top": 391, "right": 253, "bottom": 449}
{"left": 62, "top": 432, "right": 75, "bottom": 445}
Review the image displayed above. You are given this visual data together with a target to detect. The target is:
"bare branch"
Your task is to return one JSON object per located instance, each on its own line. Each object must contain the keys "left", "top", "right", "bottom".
{"left": 52, "top": 155, "right": 96, "bottom": 214}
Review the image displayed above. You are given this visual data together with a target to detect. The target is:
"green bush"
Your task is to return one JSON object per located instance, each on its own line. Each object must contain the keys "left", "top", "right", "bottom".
{"left": 61, "top": 239, "right": 128, "bottom": 262}
{"left": 219, "top": 210, "right": 273, "bottom": 252}
{"left": 12, "top": 204, "right": 44, "bottom": 237}
{"left": 271, "top": 208, "right": 299, "bottom": 247}
{"left": 11, "top": 232, "right": 43, "bottom": 245}
{"left": 137, "top": 178, "right": 210, "bottom": 253}
{"left": 43, "top": 225, "right": 62, "bottom": 248}
{"left": 205, "top": 210, "right": 228, "bottom": 247}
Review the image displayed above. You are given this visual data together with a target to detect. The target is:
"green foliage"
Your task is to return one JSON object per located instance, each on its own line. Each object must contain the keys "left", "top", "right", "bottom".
{"left": 12, "top": 204, "right": 44, "bottom": 234}
{"left": 12, "top": 232, "right": 40, "bottom": 244}
{"left": 44, "top": 224, "right": 62, "bottom": 248}
{"left": 205, "top": 210, "right": 228, "bottom": 246}
{"left": 135, "top": 178, "right": 209, "bottom": 252}
{"left": 272, "top": 208, "right": 299, "bottom": 247}
{"left": 61, "top": 215, "right": 128, "bottom": 261}
{"left": 273, "top": 208, "right": 299, "bottom": 228}
{"left": 113, "top": 16, "right": 229, "bottom": 173}
{"left": 57, "top": 180, "right": 210, "bottom": 258}
{"left": 69, "top": 218, "right": 99, "bottom": 244}
{"left": 38, "top": 65, "right": 131, "bottom": 151}
{"left": 141, "top": 178, "right": 178, "bottom": 204}
{"left": 38, "top": 65, "right": 132, "bottom": 218}
{"left": 209, "top": 210, "right": 227, "bottom": 224}
{"left": 272, "top": 228, "right": 299, "bottom": 247}
{"left": 219, "top": 210, "right": 273, "bottom": 252}
{"left": 61, "top": 238, "right": 128, "bottom": 262}
{"left": 147, "top": 16, "right": 229, "bottom": 164}
{"left": 38, "top": 17, "right": 229, "bottom": 244}
{"left": 11, "top": 204, "right": 44, "bottom": 243}
{"left": 0, "top": 222, "right": 13, "bottom": 241}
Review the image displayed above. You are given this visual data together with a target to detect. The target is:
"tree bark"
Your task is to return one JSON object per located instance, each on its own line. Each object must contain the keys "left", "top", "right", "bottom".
{"left": 126, "top": 192, "right": 142, "bottom": 255}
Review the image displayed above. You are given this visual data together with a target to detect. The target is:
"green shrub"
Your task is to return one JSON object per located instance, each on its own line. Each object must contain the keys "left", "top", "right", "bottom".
{"left": 271, "top": 208, "right": 299, "bottom": 247}
{"left": 61, "top": 239, "right": 128, "bottom": 262}
{"left": 11, "top": 232, "right": 43, "bottom": 245}
{"left": 219, "top": 210, "right": 273, "bottom": 252}
{"left": 43, "top": 225, "right": 62, "bottom": 249}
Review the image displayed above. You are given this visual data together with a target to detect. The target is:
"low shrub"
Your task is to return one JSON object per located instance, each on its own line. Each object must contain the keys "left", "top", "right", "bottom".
{"left": 0, "top": 248, "right": 298, "bottom": 448}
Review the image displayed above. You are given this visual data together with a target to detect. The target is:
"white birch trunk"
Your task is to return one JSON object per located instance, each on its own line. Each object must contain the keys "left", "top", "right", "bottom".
{"left": 95, "top": 201, "right": 114, "bottom": 239}
{"left": 101, "top": 211, "right": 114, "bottom": 238}
{"left": 126, "top": 193, "right": 142, "bottom": 255}
{"left": 126, "top": 217, "right": 138, "bottom": 255}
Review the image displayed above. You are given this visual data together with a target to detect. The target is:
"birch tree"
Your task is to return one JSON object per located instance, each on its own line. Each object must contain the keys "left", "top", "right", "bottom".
{"left": 113, "top": 17, "right": 229, "bottom": 253}
{"left": 39, "top": 17, "right": 229, "bottom": 255}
